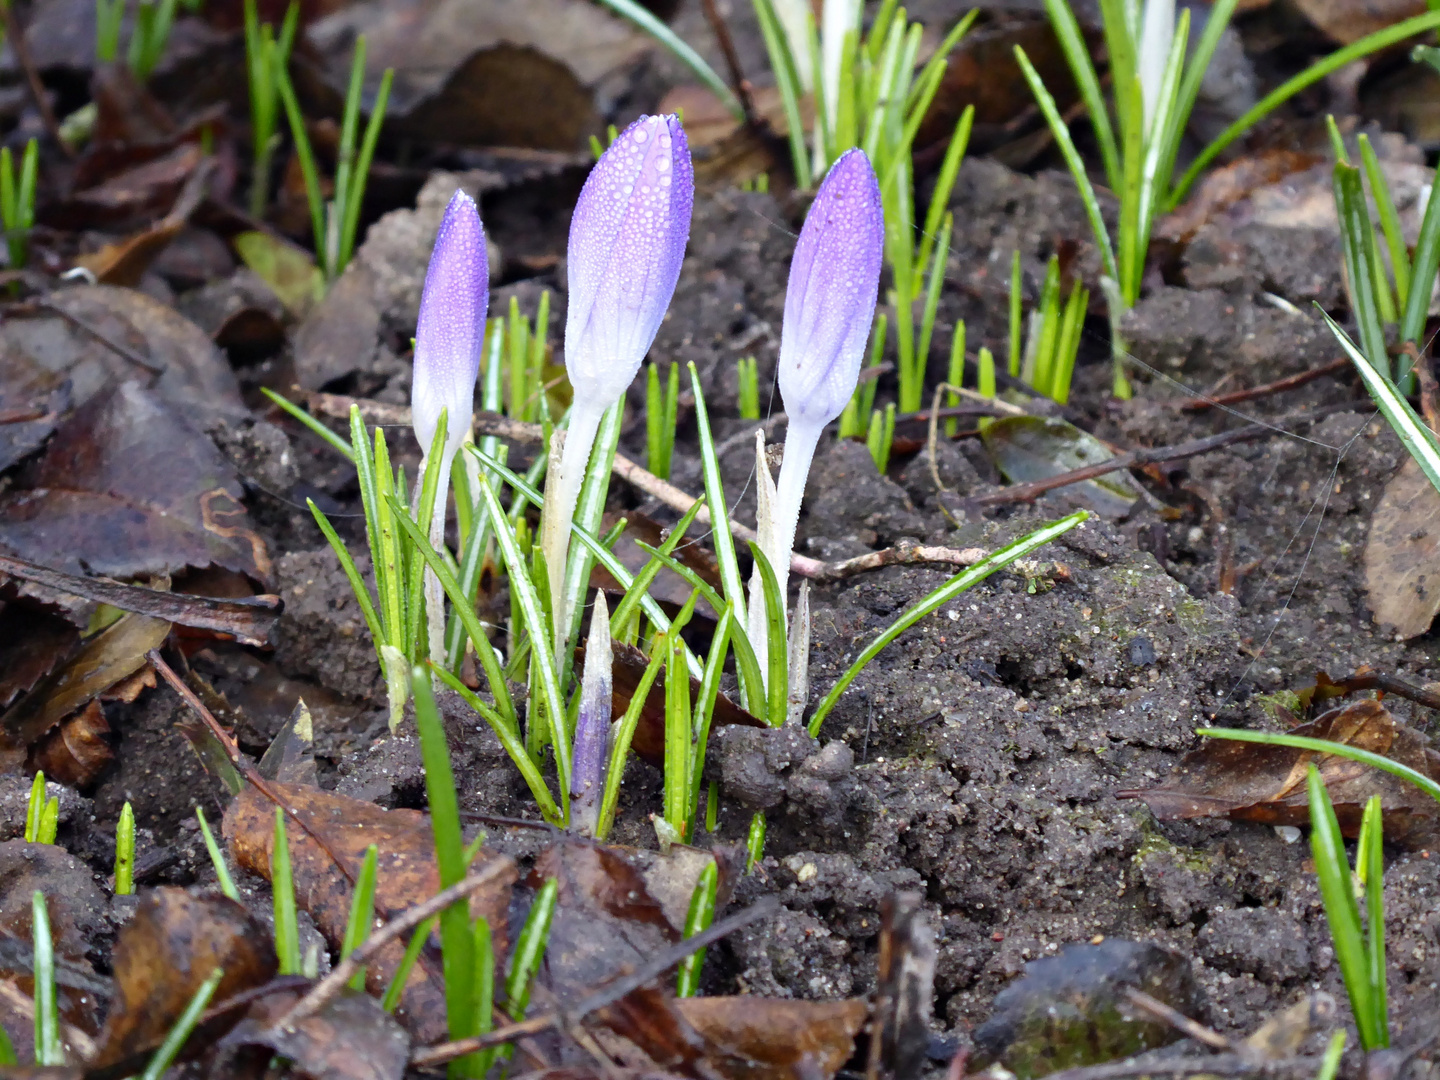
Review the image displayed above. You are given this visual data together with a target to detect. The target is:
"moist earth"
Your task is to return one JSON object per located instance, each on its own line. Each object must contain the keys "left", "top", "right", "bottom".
{"left": 47, "top": 150, "right": 1440, "bottom": 1058}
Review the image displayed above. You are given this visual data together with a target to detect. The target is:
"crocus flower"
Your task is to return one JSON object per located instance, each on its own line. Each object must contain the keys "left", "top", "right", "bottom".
{"left": 543, "top": 114, "right": 693, "bottom": 657}
{"left": 1137, "top": 0, "right": 1176, "bottom": 137}
{"left": 749, "top": 149, "right": 883, "bottom": 665}
{"left": 411, "top": 189, "right": 489, "bottom": 666}
{"left": 572, "top": 593, "right": 612, "bottom": 835}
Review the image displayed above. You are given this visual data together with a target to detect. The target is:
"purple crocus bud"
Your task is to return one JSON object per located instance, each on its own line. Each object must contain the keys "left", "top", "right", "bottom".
{"left": 545, "top": 115, "right": 694, "bottom": 661}
{"left": 411, "top": 189, "right": 489, "bottom": 463}
{"left": 572, "top": 593, "right": 612, "bottom": 835}
{"left": 749, "top": 150, "right": 883, "bottom": 671}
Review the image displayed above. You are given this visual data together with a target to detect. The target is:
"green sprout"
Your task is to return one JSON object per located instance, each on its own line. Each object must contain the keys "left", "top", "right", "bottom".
{"left": 505, "top": 293, "right": 552, "bottom": 423}
{"left": 273, "top": 33, "right": 393, "bottom": 281}
{"left": 114, "top": 801, "right": 135, "bottom": 895}
{"left": 24, "top": 771, "right": 57, "bottom": 845}
{"left": 736, "top": 355, "right": 761, "bottom": 421}
{"left": 196, "top": 807, "right": 240, "bottom": 900}
{"left": 244, "top": 0, "right": 299, "bottom": 220}
{"left": 676, "top": 859, "right": 718, "bottom": 996}
{"left": 1017, "top": 254, "right": 1088, "bottom": 405}
{"left": 1021, "top": 0, "right": 1440, "bottom": 398}
{"left": 139, "top": 967, "right": 223, "bottom": 1080}
{"left": 271, "top": 809, "right": 300, "bottom": 975}
{"left": 745, "top": 811, "right": 766, "bottom": 872}
{"left": 1307, "top": 771, "right": 1388, "bottom": 1049}
{"left": 646, "top": 361, "right": 680, "bottom": 480}
{"left": 96, "top": 0, "right": 126, "bottom": 63}
{"left": 942, "top": 320, "right": 965, "bottom": 437}
{"left": 32, "top": 892, "right": 62, "bottom": 1065}
{"left": 865, "top": 401, "right": 896, "bottom": 474}
{"left": 1, "top": 139, "right": 38, "bottom": 271}
{"left": 341, "top": 844, "right": 379, "bottom": 991}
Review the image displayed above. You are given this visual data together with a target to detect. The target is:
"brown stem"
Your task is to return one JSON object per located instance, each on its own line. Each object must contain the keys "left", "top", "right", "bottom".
{"left": 1182, "top": 358, "right": 1351, "bottom": 412}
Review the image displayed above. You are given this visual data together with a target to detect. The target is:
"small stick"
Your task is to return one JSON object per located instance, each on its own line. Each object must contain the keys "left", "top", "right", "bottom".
{"left": 270, "top": 862, "right": 514, "bottom": 1032}
{"left": 1123, "top": 988, "right": 1236, "bottom": 1053}
{"left": 1182, "top": 358, "right": 1351, "bottom": 412}
{"left": 698, "top": 0, "right": 757, "bottom": 124}
{"left": 410, "top": 896, "right": 780, "bottom": 1068}
{"left": 973, "top": 400, "right": 1367, "bottom": 507}
{"left": 1, "top": 4, "right": 71, "bottom": 157}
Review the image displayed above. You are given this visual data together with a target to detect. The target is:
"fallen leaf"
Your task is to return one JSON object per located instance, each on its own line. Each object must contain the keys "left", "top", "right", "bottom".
{"left": 224, "top": 781, "right": 517, "bottom": 1043}
{"left": 1158, "top": 150, "right": 1324, "bottom": 245}
{"left": 980, "top": 416, "right": 1139, "bottom": 518}
{"left": 398, "top": 44, "right": 599, "bottom": 150}
{"left": 1292, "top": 0, "right": 1426, "bottom": 43}
{"left": 66, "top": 142, "right": 206, "bottom": 227}
{"left": 0, "top": 347, "right": 70, "bottom": 474}
{"left": 0, "top": 612, "right": 170, "bottom": 770}
{"left": 28, "top": 698, "right": 115, "bottom": 788}
{"left": 223, "top": 989, "right": 411, "bottom": 1080}
{"left": 1364, "top": 458, "right": 1440, "bottom": 639}
{"left": 1117, "top": 699, "right": 1440, "bottom": 844}
{"left": 73, "top": 158, "right": 215, "bottom": 286}
{"left": 90, "top": 887, "right": 277, "bottom": 1068}
{"left": 0, "top": 604, "right": 79, "bottom": 711}
{"left": 0, "top": 381, "right": 269, "bottom": 582}
{"left": 233, "top": 231, "right": 325, "bottom": 318}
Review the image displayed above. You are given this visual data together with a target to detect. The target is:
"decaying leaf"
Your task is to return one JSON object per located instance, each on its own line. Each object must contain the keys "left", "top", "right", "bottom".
{"left": 980, "top": 416, "right": 1139, "bottom": 518}
{"left": 234, "top": 231, "right": 326, "bottom": 318}
{"left": 1292, "top": 0, "right": 1426, "bottom": 43}
{"left": 224, "top": 781, "right": 517, "bottom": 1043}
{"left": 1157, "top": 150, "right": 1324, "bottom": 245}
{"left": 1364, "top": 458, "right": 1440, "bottom": 639}
{"left": 0, "top": 604, "right": 79, "bottom": 712}
{"left": 0, "top": 347, "right": 70, "bottom": 474}
{"left": 0, "top": 612, "right": 169, "bottom": 770}
{"left": 0, "top": 381, "right": 269, "bottom": 583}
{"left": 1117, "top": 699, "right": 1440, "bottom": 844}
{"left": 223, "top": 989, "right": 411, "bottom": 1080}
{"left": 28, "top": 698, "right": 115, "bottom": 787}
{"left": 90, "top": 887, "right": 277, "bottom": 1068}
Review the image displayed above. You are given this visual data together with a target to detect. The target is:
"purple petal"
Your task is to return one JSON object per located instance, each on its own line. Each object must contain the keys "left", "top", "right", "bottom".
{"left": 564, "top": 114, "right": 694, "bottom": 407}
{"left": 777, "top": 149, "right": 884, "bottom": 428}
{"left": 412, "top": 190, "right": 488, "bottom": 457}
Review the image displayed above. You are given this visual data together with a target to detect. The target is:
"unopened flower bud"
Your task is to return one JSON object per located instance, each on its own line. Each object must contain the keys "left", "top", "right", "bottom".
{"left": 412, "top": 190, "right": 489, "bottom": 461}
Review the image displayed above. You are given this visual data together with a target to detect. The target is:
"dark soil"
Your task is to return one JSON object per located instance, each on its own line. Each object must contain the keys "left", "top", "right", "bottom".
{"left": 5, "top": 1, "right": 1440, "bottom": 1068}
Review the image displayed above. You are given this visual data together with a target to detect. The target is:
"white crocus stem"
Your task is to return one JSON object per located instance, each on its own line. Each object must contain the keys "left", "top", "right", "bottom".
{"left": 543, "top": 402, "right": 604, "bottom": 658}
{"left": 1137, "top": 0, "right": 1175, "bottom": 138}
{"left": 746, "top": 416, "right": 824, "bottom": 679}
{"left": 422, "top": 444, "right": 458, "bottom": 672}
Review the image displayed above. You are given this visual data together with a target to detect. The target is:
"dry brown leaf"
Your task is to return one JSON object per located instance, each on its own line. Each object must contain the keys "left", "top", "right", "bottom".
{"left": 27, "top": 699, "right": 115, "bottom": 788}
{"left": 222, "top": 988, "right": 411, "bottom": 1080}
{"left": 223, "top": 781, "right": 517, "bottom": 1044}
{"left": 1117, "top": 699, "right": 1440, "bottom": 844}
{"left": 90, "top": 887, "right": 276, "bottom": 1068}
{"left": 1292, "top": 0, "right": 1426, "bottom": 44}
{"left": 1364, "top": 457, "right": 1440, "bottom": 638}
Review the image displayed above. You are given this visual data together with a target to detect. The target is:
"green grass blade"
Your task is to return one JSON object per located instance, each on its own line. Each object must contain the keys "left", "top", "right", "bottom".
{"left": 916, "top": 213, "right": 953, "bottom": 375}
{"left": 596, "top": 627, "right": 672, "bottom": 840}
{"left": 917, "top": 107, "right": 973, "bottom": 280}
{"left": 1306, "top": 765, "right": 1382, "bottom": 1050}
{"left": 272, "top": 809, "right": 300, "bottom": 975}
{"left": 1403, "top": 149, "right": 1440, "bottom": 345}
{"left": 1170, "top": 10, "right": 1440, "bottom": 211}
{"left": 676, "top": 859, "right": 718, "bottom": 996}
{"left": 114, "top": 801, "right": 135, "bottom": 895}
{"left": 24, "top": 772, "right": 43, "bottom": 843}
{"left": 689, "top": 605, "right": 735, "bottom": 825}
{"left": 32, "top": 892, "right": 61, "bottom": 1065}
{"left": 752, "top": 0, "right": 812, "bottom": 188}
{"left": 341, "top": 844, "right": 378, "bottom": 990}
{"left": 382, "top": 915, "right": 436, "bottom": 1013}
{"left": 1320, "top": 310, "right": 1440, "bottom": 496}
{"left": 746, "top": 811, "right": 766, "bottom": 871}
{"left": 1041, "top": 0, "right": 1119, "bottom": 191}
{"left": 307, "top": 500, "right": 385, "bottom": 648}
{"left": 592, "top": 0, "right": 743, "bottom": 120}
{"left": 140, "top": 967, "right": 223, "bottom": 1080}
{"left": 664, "top": 628, "right": 693, "bottom": 835}
{"left": 413, "top": 673, "right": 478, "bottom": 1050}
{"left": 808, "top": 512, "right": 1087, "bottom": 735}
{"left": 262, "top": 388, "right": 355, "bottom": 459}
{"left": 431, "top": 664, "right": 561, "bottom": 823}
{"left": 506, "top": 878, "right": 558, "bottom": 1020}
{"left": 1360, "top": 795, "right": 1388, "bottom": 1048}
{"left": 609, "top": 495, "right": 706, "bottom": 642}
{"left": 1315, "top": 1031, "right": 1347, "bottom": 1080}
{"left": 1159, "top": 0, "right": 1240, "bottom": 206}
{"left": 196, "top": 808, "right": 240, "bottom": 901}
{"left": 1014, "top": 47, "right": 1119, "bottom": 288}
{"left": 1197, "top": 727, "right": 1440, "bottom": 808}
{"left": 339, "top": 63, "right": 393, "bottom": 273}
{"left": 1334, "top": 162, "right": 1390, "bottom": 378}
{"left": 272, "top": 51, "right": 328, "bottom": 276}
{"left": 688, "top": 364, "right": 747, "bottom": 629}
{"left": 747, "top": 543, "right": 788, "bottom": 727}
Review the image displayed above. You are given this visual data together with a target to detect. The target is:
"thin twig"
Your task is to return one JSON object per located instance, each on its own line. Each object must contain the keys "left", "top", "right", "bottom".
{"left": 147, "top": 649, "right": 358, "bottom": 887}
{"left": 925, "top": 381, "right": 1022, "bottom": 496}
{"left": 32, "top": 300, "right": 166, "bottom": 375}
{"left": 1182, "top": 358, "right": 1350, "bottom": 411}
{"left": 410, "top": 896, "right": 781, "bottom": 1068}
{"left": 698, "top": 0, "right": 757, "bottom": 123}
{"left": 1123, "top": 988, "right": 1237, "bottom": 1053}
{"left": 972, "top": 400, "right": 1367, "bottom": 506}
{"left": 271, "top": 862, "right": 515, "bottom": 1032}
{"left": 2, "top": 4, "right": 70, "bottom": 157}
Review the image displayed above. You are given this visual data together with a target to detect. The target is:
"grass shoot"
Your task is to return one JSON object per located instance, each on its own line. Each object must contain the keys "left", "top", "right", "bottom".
{"left": 32, "top": 892, "right": 62, "bottom": 1065}
{"left": 244, "top": 0, "right": 300, "bottom": 220}
{"left": 196, "top": 807, "right": 241, "bottom": 901}
{"left": 114, "top": 801, "right": 135, "bottom": 895}
{"left": 677, "top": 858, "right": 719, "bottom": 995}
{"left": 737, "top": 355, "right": 761, "bottom": 420}
{"left": 0, "top": 139, "right": 38, "bottom": 271}
{"left": 646, "top": 361, "right": 680, "bottom": 480}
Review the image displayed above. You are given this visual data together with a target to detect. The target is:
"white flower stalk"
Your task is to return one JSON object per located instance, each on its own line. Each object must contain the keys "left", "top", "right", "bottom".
{"left": 1137, "top": 0, "right": 1176, "bottom": 137}
{"left": 747, "top": 148, "right": 883, "bottom": 673}
{"left": 411, "top": 190, "right": 488, "bottom": 668}
{"left": 571, "top": 593, "right": 612, "bottom": 835}
{"left": 544, "top": 114, "right": 694, "bottom": 658}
